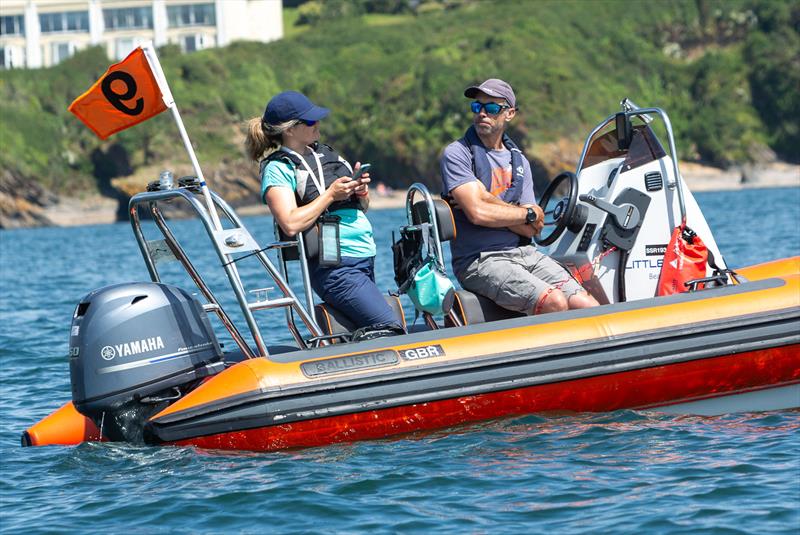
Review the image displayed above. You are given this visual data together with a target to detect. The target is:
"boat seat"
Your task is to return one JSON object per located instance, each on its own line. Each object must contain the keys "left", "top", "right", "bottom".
{"left": 409, "top": 198, "right": 523, "bottom": 326}
{"left": 314, "top": 295, "right": 406, "bottom": 340}
{"left": 411, "top": 199, "right": 457, "bottom": 242}
{"left": 444, "top": 290, "right": 525, "bottom": 326}
{"left": 276, "top": 223, "right": 405, "bottom": 337}
{"left": 276, "top": 223, "right": 404, "bottom": 339}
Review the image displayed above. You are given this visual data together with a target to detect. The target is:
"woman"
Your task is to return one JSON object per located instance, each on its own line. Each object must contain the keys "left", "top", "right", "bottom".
{"left": 245, "top": 90, "right": 401, "bottom": 332}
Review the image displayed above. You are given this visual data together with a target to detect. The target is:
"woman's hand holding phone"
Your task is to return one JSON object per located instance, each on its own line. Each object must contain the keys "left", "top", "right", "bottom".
{"left": 329, "top": 177, "right": 358, "bottom": 201}
{"left": 353, "top": 162, "right": 371, "bottom": 197}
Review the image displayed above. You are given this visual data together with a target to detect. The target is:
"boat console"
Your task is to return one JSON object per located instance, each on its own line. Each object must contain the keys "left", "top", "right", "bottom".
{"left": 537, "top": 100, "right": 727, "bottom": 304}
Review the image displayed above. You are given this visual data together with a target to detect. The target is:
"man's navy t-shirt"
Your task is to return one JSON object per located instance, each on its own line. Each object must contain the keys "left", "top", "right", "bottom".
{"left": 440, "top": 138, "right": 536, "bottom": 277}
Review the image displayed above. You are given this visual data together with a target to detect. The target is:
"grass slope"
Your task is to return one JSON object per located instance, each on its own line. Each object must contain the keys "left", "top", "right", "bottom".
{"left": 0, "top": 0, "right": 796, "bottom": 196}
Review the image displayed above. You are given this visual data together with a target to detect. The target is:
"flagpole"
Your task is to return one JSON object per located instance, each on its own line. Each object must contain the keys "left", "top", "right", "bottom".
{"left": 141, "top": 43, "right": 223, "bottom": 231}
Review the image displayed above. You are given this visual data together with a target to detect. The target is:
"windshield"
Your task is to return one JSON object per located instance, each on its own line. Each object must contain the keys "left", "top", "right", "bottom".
{"left": 582, "top": 123, "right": 667, "bottom": 172}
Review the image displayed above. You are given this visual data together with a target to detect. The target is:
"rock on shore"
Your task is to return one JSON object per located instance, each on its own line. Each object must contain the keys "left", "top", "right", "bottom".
{"left": 0, "top": 169, "right": 59, "bottom": 228}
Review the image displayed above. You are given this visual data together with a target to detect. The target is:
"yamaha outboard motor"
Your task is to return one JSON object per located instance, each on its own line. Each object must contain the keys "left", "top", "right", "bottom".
{"left": 70, "top": 282, "right": 224, "bottom": 442}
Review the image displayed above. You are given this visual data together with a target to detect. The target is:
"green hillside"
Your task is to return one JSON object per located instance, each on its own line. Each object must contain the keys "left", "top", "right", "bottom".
{"left": 0, "top": 0, "right": 797, "bottom": 200}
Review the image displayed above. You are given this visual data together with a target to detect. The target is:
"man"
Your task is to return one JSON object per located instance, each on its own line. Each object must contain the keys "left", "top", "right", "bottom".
{"left": 440, "top": 78, "right": 599, "bottom": 314}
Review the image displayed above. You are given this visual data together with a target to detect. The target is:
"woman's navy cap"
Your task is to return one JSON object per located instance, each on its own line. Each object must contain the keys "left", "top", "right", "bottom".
{"left": 263, "top": 91, "right": 329, "bottom": 125}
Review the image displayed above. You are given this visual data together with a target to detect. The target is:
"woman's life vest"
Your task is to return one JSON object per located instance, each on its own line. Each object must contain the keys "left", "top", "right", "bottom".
{"left": 260, "top": 143, "right": 361, "bottom": 211}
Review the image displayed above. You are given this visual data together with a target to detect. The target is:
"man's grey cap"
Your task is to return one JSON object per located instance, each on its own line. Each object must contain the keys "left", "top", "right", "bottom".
{"left": 464, "top": 78, "right": 516, "bottom": 108}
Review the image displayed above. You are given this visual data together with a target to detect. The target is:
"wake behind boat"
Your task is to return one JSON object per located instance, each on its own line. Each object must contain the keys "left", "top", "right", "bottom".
{"left": 22, "top": 98, "right": 799, "bottom": 452}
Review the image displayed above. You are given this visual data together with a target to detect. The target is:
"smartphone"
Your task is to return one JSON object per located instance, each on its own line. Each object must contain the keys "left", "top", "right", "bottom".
{"left": 351, "top": 163, "right": 371, "bottom": 181}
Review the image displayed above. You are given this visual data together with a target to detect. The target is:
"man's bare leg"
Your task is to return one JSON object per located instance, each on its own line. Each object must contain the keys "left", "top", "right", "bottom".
{"left": 568, "top": 291, "right": 599, "bottom": 309}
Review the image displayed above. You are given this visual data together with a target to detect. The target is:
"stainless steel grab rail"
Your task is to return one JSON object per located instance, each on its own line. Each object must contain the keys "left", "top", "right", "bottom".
{"left": 129, "top": 186, "right": 323, "bottom": 358}
{"left": 576, "top": 102, "right": 687, "bottom": 223}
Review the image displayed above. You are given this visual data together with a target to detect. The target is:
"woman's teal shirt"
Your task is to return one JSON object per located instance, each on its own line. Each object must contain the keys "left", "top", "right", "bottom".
{"left": 261, "top": 159, "right": 376, "bottom": 258}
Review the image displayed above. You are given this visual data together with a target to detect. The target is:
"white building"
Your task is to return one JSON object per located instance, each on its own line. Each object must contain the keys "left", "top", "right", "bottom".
{"left": 0, "top": 0, "right": 283, "bottom": 69}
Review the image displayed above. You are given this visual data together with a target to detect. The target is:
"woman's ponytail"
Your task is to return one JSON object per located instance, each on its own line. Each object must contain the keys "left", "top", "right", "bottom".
{"left": 244, "top": 117, "right": 297, "bottom": 162}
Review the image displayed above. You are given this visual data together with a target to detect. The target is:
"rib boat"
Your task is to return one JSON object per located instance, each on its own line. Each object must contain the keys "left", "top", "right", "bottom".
{"left": 22, "top": 101, "right": 800, "bottom": 452}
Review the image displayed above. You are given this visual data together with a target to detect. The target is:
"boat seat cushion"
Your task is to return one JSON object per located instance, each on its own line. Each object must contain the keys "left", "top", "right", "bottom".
{"left": 315, "top": 295, "right": 406, "bottom": 337}
{"left": 446, "top": 289, "right": 525, "bottom": 326}
{"left": 411, "top": 199, "right": 457, "bottom": 242}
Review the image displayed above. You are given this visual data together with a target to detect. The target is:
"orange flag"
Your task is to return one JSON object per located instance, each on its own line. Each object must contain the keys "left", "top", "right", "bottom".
{"left": 68, "top": 47, "right": 168, "bottom": 139}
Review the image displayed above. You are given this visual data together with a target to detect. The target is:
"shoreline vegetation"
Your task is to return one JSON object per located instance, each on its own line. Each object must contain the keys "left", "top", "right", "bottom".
{"left": 39, "top": 161, "right": 799, "bottom": 228}
{"left": 1, "top": 0, "right": 798, "bottom": 228}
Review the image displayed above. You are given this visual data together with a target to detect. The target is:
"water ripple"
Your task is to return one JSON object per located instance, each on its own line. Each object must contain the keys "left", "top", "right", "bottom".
{"left": 2, "top": 191, "right": 800, "bottom": 533}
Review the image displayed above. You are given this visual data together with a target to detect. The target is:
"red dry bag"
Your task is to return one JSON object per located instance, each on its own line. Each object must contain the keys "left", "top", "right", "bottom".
{"left": 656, "top": 224, "right": 708, "bottom": 296}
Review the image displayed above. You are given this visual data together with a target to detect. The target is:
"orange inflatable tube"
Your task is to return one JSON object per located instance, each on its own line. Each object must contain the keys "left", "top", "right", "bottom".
{"left": 23, "top": 257, "right": 800, "bottom": 448}
{"left": 736, "top": 256, "right": 799, "bottom": 281}
{"left": 22, "top": 402, "right": 105, "bottom": 447}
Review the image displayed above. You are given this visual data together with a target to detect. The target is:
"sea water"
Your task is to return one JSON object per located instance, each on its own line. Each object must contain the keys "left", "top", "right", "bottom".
{"left": 1, "top": 187, "right": 798, "bottom": 534}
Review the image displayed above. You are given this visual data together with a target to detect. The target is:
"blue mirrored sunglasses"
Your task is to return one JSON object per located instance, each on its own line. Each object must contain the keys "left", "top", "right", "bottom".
{"left": 298, "top": 119, "right": 318, "bottom": 127}
{"left": 471, "top": 101, "right": 511, "bottom": 115}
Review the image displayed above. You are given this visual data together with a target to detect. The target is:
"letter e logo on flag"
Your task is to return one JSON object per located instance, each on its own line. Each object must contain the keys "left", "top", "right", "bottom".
{"left": 68, "top": 47, "right": 167, "bottom": 139}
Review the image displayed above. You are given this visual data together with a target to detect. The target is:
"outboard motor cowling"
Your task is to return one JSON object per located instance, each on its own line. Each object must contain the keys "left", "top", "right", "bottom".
{"left": 69, "top": 282, "right": 224, "bottom": 441}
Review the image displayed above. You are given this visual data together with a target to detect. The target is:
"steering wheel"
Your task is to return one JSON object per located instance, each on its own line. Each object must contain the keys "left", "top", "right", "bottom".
{"left": 534, "top": 171, "right": 579, "bottom": 247}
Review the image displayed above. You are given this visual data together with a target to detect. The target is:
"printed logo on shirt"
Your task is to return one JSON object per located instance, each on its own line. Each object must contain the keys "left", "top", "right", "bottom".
{"left": 490, "top": 166, "right": 513, "bottom": 197}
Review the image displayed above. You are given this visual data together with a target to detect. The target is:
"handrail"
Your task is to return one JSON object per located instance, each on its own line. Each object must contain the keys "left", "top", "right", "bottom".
{"left": 406, "top": 183, "right": 446, "bottom": 271}
{"left": 575, "top": 102, "right": 687, "bottom": 223}
{"left": 403, "top": 183, "right": 463, "bottom": 328}
{"left": 128, "top": 186, "right": 323, "bottom": 359}
{"left": 270, "top": 222, "right": 321, "bottom": 346}
{"left": 207, "top": 191, "right": 322, "bottom": 344}
{"left": 147, "top": 201, "right": 256, "bottom": 359}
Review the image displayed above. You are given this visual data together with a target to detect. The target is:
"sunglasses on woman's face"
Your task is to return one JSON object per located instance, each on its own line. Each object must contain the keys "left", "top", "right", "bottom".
{"left": 471, "top": 101, "right": 511, "bottom": 115}
{"left": 299, "top": 119, "right": 318, "bottom": 127}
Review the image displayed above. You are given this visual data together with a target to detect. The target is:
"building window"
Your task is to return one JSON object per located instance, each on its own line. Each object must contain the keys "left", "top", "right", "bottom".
{"left": 67, "top": 12, "right": 88, "bottom": 31}
{"left": 39, "top": 11, "right": 89, "bottom": 33}
{"left": 179, "top": 34, "right": 214, "bottom": 53}
{"left": 167, "top": 4, "right": 216, "bottom": 28}
{"left": 51, "top": 42, "right": 75, "bottom": 64}
{"left": 182, "top": 35, "right": 197, "bottom": 53}
{"left": 103, "top": 7, "right": 153, "bottom": 31}
{"left": 115, "top": 38, "right": 135, "bottom": 60}
{"left": 0, "top": 46, "right": 22, "bottom": 69}
{"left": 1, "top": 15, "right": 25, "bottom": 36}
{"left": 5, "top": 45, "right": 25, "bottom": 68}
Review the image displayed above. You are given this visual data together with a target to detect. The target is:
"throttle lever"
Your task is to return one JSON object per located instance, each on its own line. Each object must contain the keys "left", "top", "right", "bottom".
{"left": 579, "top": 194, "right": 640, "bottom": 230}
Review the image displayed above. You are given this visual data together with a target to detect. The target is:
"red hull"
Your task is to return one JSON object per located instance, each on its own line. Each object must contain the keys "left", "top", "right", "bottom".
{"left": 173, "top": 344, "right": 799, "bottom": 451}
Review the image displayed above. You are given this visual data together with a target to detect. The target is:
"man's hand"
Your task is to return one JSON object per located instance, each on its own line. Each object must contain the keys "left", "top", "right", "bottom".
{"left": 522, "top": 203, "right": 544, "bottom": 235}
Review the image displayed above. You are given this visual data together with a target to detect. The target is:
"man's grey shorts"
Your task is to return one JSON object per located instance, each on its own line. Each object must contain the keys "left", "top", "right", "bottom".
{"left": 457, "top": 245, "right": 584, "bottom": 314}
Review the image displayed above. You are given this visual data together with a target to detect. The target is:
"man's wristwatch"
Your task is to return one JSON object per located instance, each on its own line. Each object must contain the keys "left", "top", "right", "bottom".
{"left": 525, "top": 207, "right": 537, "bottom": 226}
